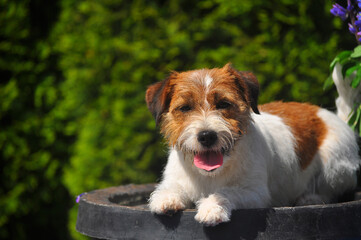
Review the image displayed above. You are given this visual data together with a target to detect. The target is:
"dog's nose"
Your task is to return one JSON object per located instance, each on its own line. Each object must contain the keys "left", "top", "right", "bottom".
{"left": 197, "top": 130, "right": 218, "bottom": 147}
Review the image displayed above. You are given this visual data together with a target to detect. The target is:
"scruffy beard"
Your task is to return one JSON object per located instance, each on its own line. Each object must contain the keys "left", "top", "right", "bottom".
{"left": 162, "top": 112, "right": 251, "bottom": 176}
{"left": 159, "top": 106, "right": 252, "bottom": 177}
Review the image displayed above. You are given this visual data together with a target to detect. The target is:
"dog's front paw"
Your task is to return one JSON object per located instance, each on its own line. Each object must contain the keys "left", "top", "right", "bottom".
{"left": 195, "top": 195, "right": 231, "bottom": 226}
{"left": 148, "top": 190, "right": 186, "bottom": 215}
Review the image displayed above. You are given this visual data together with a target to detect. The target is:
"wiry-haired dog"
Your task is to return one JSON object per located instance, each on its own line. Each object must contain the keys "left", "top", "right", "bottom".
{"left": 145, "top": 63, "right": 360, "bottom": 226}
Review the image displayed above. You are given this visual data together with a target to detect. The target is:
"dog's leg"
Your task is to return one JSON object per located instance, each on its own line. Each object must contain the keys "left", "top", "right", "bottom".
{"left": 194, "top": 185, "right": 270, "bottom": 226}
{"left": 194, "top": 193, "right": 232, "bottom": 226}
{"left": 148, "top": 187, "right": 189, "bottom": 215}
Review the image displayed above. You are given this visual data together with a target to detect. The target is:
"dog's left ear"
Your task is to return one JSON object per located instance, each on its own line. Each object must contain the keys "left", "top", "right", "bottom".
{"left": 146, "top": 73, "right": 176, "bottom": 125}
{"left": 223, "top": 63, "right": 260, "bottom": 114}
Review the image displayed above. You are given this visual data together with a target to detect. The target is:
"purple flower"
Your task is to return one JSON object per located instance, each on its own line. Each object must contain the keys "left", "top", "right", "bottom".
{"left": 331, "top": 1, "right": 361, "bottom": 43}
{"left": 355, "top": 20, "right": 361, "bottom": 28}
{"left": 76, "top": 193, "right": 86, "bottom": 203}
{"left": 348, "top": 4, "right": 354, "bottom": 12}
{"left": 330, "top": 4, "right": 348, "bottom": 21}
{"left": 349, "top": 23, "right": 357, "bottom": 34}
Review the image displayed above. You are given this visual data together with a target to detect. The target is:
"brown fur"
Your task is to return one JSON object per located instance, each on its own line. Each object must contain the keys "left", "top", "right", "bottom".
{"left": 147, "top": 65, "right": 254, "bottom": 147}
{"left": 146, "top": 65, "right": 327, "bottom": 170}
{"left": 259, "top": 102, "right": 328, "bottom": 170}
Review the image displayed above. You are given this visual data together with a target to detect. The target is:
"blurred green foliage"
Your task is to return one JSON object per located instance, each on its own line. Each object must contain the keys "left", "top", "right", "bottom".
{"left": 0, "top": 0, "right": 355, "bottom": 239}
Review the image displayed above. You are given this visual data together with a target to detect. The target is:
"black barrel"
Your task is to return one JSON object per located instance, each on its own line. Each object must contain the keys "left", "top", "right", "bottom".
{"left": 76, "top": 184, "right": 361, "bottom": 240}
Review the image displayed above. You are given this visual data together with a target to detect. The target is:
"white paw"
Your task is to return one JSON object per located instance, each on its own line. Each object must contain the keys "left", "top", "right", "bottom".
{"left": 148, "top": 190, "right": 186, "bottom": 215}
{"left": 195, "top": 195, "right": 231, "bottom": 226}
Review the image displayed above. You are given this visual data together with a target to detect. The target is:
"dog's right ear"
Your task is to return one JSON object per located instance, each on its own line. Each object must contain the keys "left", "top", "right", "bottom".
{"left": 222, "top": 63, "right": 260, "bottom": 114}
{"left": 146, "top": 74, "right": 175, "bottom": 125}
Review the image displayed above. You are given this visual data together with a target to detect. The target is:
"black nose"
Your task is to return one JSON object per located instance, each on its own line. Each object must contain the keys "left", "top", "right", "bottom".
{"left": 197, "top": 130, "right": 218, "bottom": 147}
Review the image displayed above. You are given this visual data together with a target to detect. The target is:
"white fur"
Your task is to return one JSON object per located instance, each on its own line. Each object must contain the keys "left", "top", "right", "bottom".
{"left": 204, "top": 74, "right": 213, "bottom": 88}
{"left": 148, "top": 71, "right": 360, "bottom": 225}
{"left": 315, "top": 109, "right": 359, "bottom": 200}
{"left": 191, "top": 72, "right": 214, "bottom": 108}
{"left": 149, "top": 107, "right": 360, "bottom": 225}
{"left": 190, "top": 71, "right": 213, "bottom": 90}
{"left": 333, "top": 62, "right": 361, "bottom": 122}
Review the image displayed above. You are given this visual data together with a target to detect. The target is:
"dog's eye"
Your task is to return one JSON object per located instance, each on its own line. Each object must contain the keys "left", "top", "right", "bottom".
{"left": 179, "top": 105, "right": 192, "bottom": 112}
{"left": 216, "top": 101, "right": 231, "bottom": 110}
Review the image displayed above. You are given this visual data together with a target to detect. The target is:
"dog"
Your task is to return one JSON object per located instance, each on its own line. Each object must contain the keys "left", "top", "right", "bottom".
{"left": 145, "top": 63, "right": 360, "bottom": 226}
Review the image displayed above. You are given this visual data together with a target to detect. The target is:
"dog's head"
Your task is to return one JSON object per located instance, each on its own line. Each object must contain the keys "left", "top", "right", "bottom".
{"left": 146, "top": 63, "right": 259, "bottom": 175}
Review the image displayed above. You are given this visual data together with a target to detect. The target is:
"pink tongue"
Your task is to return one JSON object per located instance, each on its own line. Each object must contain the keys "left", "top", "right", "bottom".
{"left": 194, "top": 152, "right": 223, "bottom": 171}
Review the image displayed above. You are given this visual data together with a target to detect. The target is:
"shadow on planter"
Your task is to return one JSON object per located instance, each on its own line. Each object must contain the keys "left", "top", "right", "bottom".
{"left": 76, "top": 184, "right": 361, "bottom": 240}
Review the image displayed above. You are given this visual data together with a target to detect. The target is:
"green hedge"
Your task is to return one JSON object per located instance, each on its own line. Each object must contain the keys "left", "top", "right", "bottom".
{"left": 0, "top": 0, "right": 354, "bottom": 239}
{"left": 0, "top": 0, "right": 71, "bottom": 239}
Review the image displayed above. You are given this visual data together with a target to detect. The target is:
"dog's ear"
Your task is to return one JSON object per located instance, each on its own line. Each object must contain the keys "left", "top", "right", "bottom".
{"left": 146, "top": 73, "right": 176, "bottom": 125}
{"left": 239, "top": 71, "right": 260, "bottom": 114}
{"left": 223, "top": 63, "right": 260, "bottom": 114}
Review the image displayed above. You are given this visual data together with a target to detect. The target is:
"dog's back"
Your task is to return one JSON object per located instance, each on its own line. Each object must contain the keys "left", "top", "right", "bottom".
{"left": 256, "top": 102, "right": 359, "bottom": 206}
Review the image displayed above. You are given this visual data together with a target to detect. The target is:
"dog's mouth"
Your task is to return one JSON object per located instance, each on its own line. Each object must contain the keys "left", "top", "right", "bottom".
{"left": 193, "top": 151, "right": 224, "bottom": 172}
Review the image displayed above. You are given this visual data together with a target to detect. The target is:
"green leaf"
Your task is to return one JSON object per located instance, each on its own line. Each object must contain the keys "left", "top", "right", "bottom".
{"left": 340, "top": 58, "right": 353, "bottom": 68}
{"left": 338, "top": 50, "right": 353, "bottom": 60}
{"left": 348, "top": 108, "right": 357, "bottom": 127}
{"left": 345, "top": 65, "right": 359, "bottom": 78}
{"left": 342, "top": 61, "right": 356, "bottom": 78}
{"left": 356, "top": 106, "right": 361, "bottom": 131}
{"left": 351, "top": 45, "right": 361, "bottom": 58}
{"left": 330, "top": 51, "right": 352, "bottom": 72}
{"left": 351, "top": 68, "right": 361, "bottom": 88}
{"left": 329, "top": 58, "right": 339, "bottom": 72}
{"left": 359, "top": 107, "right": 361, "bottom": 134}
{"left": 323, "top": 76, "right": 334, "bottom": 90}
{"left": 349, "top": 106, "right": 361, "bottom": 130}
{"left": 338, "top": 51, "right": 352, "bottom": 61}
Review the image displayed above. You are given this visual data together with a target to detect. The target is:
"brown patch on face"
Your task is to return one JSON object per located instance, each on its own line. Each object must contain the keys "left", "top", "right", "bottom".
{"left": 157, "top": 66, "right": 253, "bottom": 148}
{"left": 206, "top": 68, "right": 251, "bottom": 136}
{"left": 160, "top": 72, "right": 205, "bottom": 146}
{"left": 146, "top": 64, "right": 261, "bottom": 150}
{"left": 259, "top": 102, "right": 327, "bottom": 170}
